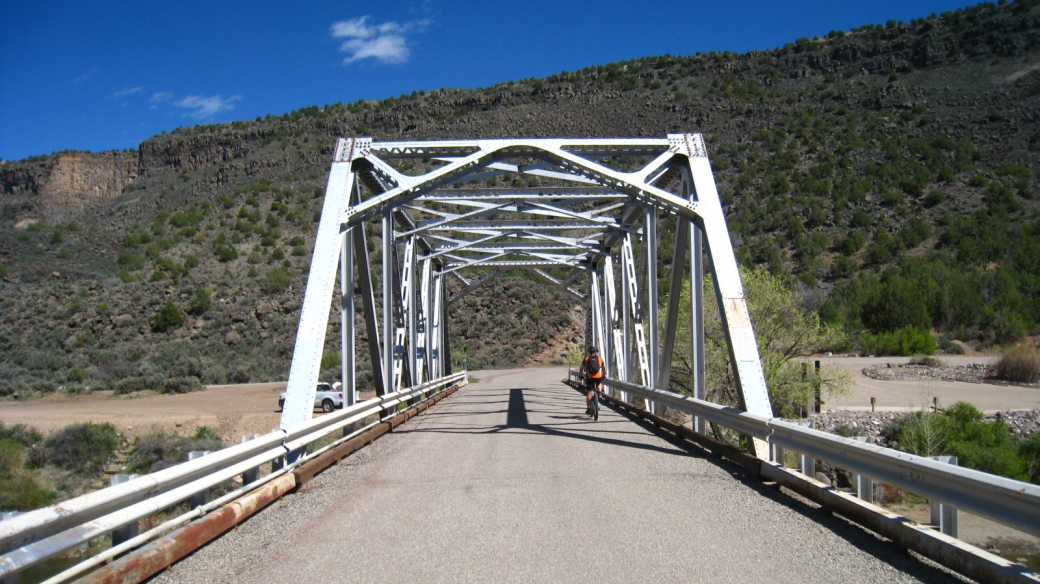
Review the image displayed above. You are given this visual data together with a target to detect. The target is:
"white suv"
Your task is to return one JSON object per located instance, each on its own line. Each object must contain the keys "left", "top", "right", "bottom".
{"left": 278, "top": 383, "right": 345, "bottom": 413}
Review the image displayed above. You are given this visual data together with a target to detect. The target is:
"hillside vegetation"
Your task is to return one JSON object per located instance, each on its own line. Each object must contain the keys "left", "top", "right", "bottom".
{"left": 1, "top": 0, "right": 1039, "bottom": 396}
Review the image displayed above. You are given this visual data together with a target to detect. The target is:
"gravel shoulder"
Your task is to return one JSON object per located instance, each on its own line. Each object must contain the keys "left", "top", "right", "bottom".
{"left": 154, "top": 368, "right": 963, "bottom": 584}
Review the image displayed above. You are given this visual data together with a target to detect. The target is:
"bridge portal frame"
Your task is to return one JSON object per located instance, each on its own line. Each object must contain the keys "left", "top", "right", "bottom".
{"left": 279, "top": 135, "right": 773, "bottom": 456}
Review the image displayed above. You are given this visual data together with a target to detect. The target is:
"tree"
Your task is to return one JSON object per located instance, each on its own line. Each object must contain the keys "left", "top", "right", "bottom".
{"left": 187, "top": 288, "right": 213, "bottom": 315}
{"left": 151, "top": 301, "right": 185, "bottom": 332}
{"left": 263, "top": 266, "right": 292, "bottom": 293}
{"left": 666, "top": 265, "right": 849, "bottom": 418}
{"left": 861, "top": 275, "right": 931, "bottom": 332}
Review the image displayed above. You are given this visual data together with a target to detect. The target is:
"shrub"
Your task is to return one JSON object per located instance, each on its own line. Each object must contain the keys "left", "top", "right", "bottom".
{"left": 162, "top": 376, "right": 202, "bottom": 394}
{"left": 151, "top": 301, "right": 185, "bottom": 332}
{"left": 42, "top": 423, "right": 122, "bottom": 474}
{"left": 127, "top": 427, "right": 223, "bottom": 474}
{"left": 897, "top": 411, "right": 948, "bottom": 457}
{"left": 0, "top": 440, "right": 55, "bottom": 511}
{"left": 938, "top": 336, "right": 965, "bottom": 354}
{"left": 994, "top": 345, "right": 1040, "bottom": 383}
{"left": 859, "top": 326, "right": 936, "bottom": 356}
{"left": 263, "top": 266, "right": 292, "bottom": 293}
{"left": 183, "top": 253, "right": 200, "bottom": 270}
{"left": 0, "top": 263, "right": 8, "bottom": 278}
{"left": 214, "top": 245, "right": 238, "bottom": 262}
{"left": 117, "top": 251, "right": 146, "bottom": 271}
{"left": 0, "top": 423, "right": 42, "bottom": 447}
{"left": 831, "top": 255, "right": 858, "bottom": 278}
{"left": 187, "top": 288, "right": 213, "bottom": 315}
{"left": 114, "top": 377, "right": 147, "bottom": 395}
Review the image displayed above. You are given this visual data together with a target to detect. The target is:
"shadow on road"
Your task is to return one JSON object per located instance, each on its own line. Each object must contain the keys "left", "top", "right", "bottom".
{"left": 407, "top": 386, "right": 709, "bottom": 458}
{"left": 404, "top": 381, "right": 964, "bottom": 583}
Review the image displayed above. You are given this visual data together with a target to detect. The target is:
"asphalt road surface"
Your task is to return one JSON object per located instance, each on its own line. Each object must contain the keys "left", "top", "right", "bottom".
{"left": 157, "top": 368, "right": 964, "bottom": 584}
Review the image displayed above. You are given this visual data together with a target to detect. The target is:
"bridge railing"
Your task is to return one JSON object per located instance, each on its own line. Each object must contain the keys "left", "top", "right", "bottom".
{"left": 568, "top": 370, "right": 1040, "bottom": 539}
{"left": 0, "top": 371, "right": 466, "bottom": 582}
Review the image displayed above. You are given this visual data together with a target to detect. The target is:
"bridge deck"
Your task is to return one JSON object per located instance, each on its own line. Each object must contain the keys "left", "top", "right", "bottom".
{"left": 157, "top": 368, "right": 961, "bottom": 583}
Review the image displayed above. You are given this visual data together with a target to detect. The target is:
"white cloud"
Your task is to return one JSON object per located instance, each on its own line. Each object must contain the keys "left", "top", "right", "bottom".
{"left": 331, "top": 16, "right": 429, "bottom": 65}
{"left": 112, "top": 86, "right": 143, "bottom": 98}
{"left": 150, "top": 92, "right": 173, "bottom": 104}
{"left": 173, "top": 94, "right": 242, "bottom": 118}
{"left": 74, "top": 68, "right": 100, "bottom": 83}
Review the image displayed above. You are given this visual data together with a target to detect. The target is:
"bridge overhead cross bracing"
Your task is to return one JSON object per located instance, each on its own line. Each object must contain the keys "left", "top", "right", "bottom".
{"left": 279, "top": 135, "right": 773, "bottom": 456}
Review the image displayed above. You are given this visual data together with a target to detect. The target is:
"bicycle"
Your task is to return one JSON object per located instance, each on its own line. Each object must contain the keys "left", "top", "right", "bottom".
{"left": 584, "top": 376, "right": 599, "bottom": 421}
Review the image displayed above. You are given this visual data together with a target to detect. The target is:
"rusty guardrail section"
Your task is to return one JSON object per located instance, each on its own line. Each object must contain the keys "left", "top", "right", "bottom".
{"left": 0, "top": 372, "right": 466, "bottom": 583}
{"left": 78, "top": 381, "right": 465, "bottom": 584}
{"left": 567, "top": 371, "right": 1040, "bottom": 584}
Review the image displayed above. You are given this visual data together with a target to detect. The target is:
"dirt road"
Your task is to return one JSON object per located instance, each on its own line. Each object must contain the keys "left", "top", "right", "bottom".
{"left": 817, "top": 356, "right": 1040, "bottom": 412}
{"left": 0, "top": 383, "right": 288, "bottom": 441}
{"left": 1, "top": 355, "right": 1034, "bottom": 442}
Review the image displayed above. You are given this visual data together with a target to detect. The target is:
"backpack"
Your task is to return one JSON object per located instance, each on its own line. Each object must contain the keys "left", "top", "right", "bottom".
{"left": 587, "top": 354, "right": 601, "bottom": 377}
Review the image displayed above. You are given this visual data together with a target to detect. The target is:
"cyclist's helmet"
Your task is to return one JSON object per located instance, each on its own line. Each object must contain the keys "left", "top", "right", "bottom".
{"left": 588, "top": 345, "right": 597, "bottom": 353}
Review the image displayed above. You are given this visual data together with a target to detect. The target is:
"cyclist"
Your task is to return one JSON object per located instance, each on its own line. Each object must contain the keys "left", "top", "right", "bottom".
{"left": 578, "top": 345, "right": 603, "bottom": 416}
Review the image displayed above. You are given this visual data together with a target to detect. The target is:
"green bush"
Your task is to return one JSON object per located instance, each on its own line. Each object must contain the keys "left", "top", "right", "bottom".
{"left": 114, "top": 377, "right": 147, "bottom": 395}
{"left": 994, "top": 345, "right": 1040, "bottom": 383}
{"left": 938, "top": 336, "right": 965, "bottom": 354}
{"left": 187, "top": 288, "right": 213, "bottom": 315}
{"left": 263, "top": 266, "right": 292, "bottom": 293}
{"left": 151, "top": 301, "right": 185, "bottom": 332}
{"left": 0, "top": 440, "right": 55, "bottom": 511}
{"left": 0, "top": 423, "right": 42, "bottom": 447}
{"left": 831, "top": 255, "right": 858, "bottom": 278}
{"left": 0, "top": 263, "right": 7, "bottom": 278}
{"left": 183, "top": 253, "right": 201, "bottom": 270}
{"left": 117, "top": 251, "right": 145, "bottom": 271}
{"left": 214, "top": 245, "right": 238, "bottom": 262}
{"left": 162, "top": 376, "right": 202, "bottom": 394}
{"left": 890, "top": 401, "right": 1040, "bottom": 483}
{"left": 859, "top": 326, "right": 936, "bottom": 356}
{"left": 42, "top": 423, "right": 122, "bottom": 475}
{"left": 127, "top": 427, "right": 223, "bottom": 474}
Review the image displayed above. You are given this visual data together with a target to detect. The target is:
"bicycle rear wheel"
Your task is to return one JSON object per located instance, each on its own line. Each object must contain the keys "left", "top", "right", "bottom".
{"left": 592, "top": 391, "right": 599, "bottom": 421}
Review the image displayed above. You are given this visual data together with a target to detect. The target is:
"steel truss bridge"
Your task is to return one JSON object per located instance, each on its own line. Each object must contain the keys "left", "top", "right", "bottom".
{"left": 0, "top": 136, "right": 1038, "bottom": 584}
{"left": 279, "top": 134, "right": 773, "bottom": 436}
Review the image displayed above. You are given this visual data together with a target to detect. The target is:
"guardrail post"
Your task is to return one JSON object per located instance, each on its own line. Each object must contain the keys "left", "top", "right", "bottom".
{"left": 771, "top": 444, "right": 785, "bottom": 467}
{"left": 850, "top": 437, "right": 874, "bottom": 503}
{"left": 240, "top": 435, "right": 259, "bottom": 485}
{"left": 929, "top": 456, "right": 960, "bottom": 538}
{"left": 857, "top": 474, "right": 874, "bottom": 503}
{"left": 796, "top": 421, "right": 816, "bottom": 477}
{"left": 110, "top": 474, "right": 139, "bottom": 549}
{"left": 188, "top": 452, "right": 210, "bottom": 508}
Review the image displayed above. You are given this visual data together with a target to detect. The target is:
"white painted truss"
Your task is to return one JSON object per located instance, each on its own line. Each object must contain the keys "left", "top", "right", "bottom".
{"left": 280, "top": 134, "right": 775, "bottom": 458}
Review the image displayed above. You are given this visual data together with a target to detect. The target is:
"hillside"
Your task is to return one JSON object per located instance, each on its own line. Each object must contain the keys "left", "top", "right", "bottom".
{"left": 1, "top": 0, "right": 1039, "bottom": 396}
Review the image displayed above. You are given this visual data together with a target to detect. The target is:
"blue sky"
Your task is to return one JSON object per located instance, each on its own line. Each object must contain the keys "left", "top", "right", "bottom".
{"left": 1, "top": 0, "right": 979, "bottom": 161}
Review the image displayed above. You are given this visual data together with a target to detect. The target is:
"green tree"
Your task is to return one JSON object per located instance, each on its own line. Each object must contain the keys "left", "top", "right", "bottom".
{"left": 187, "top": 288, "right": 213, "bottom": 315}
{"left": 151, "top": 301, "right": 185, "bottom": 332}
{"left": 861, "top": 275, "right": 931, "bottom": 332}
{"left": 667, "top": 266, "right": 849, "bottom": 417}
{"left": 263, "top": 266, "right": 292, "bottom": 293}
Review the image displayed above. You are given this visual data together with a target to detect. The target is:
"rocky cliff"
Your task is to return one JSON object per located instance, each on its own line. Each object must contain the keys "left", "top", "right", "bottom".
{"left": 0, "top": 152, "right": 138, "bottom": 222}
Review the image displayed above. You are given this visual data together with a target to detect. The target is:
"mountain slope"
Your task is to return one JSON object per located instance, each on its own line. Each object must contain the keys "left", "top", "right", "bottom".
{"left": 0, "top": 0, "right": 1038, "bottom": 395}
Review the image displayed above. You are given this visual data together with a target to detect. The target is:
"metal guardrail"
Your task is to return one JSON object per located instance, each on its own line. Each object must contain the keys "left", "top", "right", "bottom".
{"left": 568, "top": 370, "right": 1040, "bottom": 539}
{"left": 0, "top": 371, "right": 466, "bottom": 581}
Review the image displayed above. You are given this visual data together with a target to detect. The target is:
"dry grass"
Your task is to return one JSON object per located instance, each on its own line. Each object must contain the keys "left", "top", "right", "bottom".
{"left": 994, "top": 344, "right": 1040, "bottom": 383}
